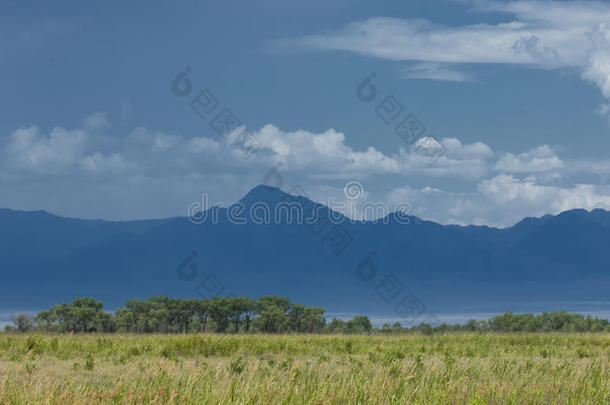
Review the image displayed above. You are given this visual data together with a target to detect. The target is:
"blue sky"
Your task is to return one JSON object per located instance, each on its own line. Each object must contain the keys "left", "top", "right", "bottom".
{"left": 2, "top": 0, "right": 610, "bottom": 227}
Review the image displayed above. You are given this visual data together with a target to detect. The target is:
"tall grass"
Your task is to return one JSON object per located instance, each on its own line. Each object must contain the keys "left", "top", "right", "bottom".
{"left": 0, "top": 333, "right": 608, "bottom": 404}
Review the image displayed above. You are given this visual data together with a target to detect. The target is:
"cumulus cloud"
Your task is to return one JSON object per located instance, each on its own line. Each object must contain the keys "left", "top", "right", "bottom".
{"left": 6, "top": 126, "right": 87, "bottom": 173}
{"left": 583, "top": 23, "right": 610, "bottom": 121}
{"left": 251, "top": 124, "right": 401, "bottom": 174}
{"left": 233, "top": 125, "right": 496, "bottom": 179}
{"left": 4, "top": 114, "right": 610, "bottom": 225}
{"left": 0, "top": 117, "right": 498, "bottom": 186}
{"left": 4, "top": 124, "right": 135, "bottom": 175}
{"left": 388, "top": 174, "right": 610, "bottom": 227}
{"left": 442, "top": 138, "right": 494, "bottom": 160}
{"left": 493, "top": 145, "right": 564, "bottom": 173}
{"left": 479, "top": 173, "right": 610, "bottom": 215}
{"left": 276, "top": 0, "right": 610, "bottom": 113}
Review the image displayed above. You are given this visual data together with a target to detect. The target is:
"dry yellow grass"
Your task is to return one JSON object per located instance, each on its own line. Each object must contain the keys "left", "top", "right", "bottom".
{"left": 0, "top": 333, "right": 608, "bottom": 404}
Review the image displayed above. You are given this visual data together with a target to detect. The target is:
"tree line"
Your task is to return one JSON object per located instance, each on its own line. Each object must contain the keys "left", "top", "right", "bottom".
{"left": 6, "top": 296, "right": 372, "bottom": 334}
{"left": 5, "top": 298, "right": 610, "bottom": 334}
{"left": 379, "top": 311, "right": 610, "bottom": 334}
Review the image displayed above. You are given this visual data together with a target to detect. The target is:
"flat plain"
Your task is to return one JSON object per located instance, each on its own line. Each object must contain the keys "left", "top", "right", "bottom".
{"left": 0, "top": 333, "right": 608, "bottom": 404}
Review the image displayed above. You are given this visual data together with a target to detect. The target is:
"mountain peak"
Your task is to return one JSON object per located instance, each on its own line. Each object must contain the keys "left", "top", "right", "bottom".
{"left": 238, "top": 185, "right": 292, "bottom": 207}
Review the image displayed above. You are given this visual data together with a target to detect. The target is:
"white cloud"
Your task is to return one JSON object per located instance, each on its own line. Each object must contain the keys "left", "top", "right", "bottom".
{"left": 248, "top": 125, "right": 498, "bottom": 179}
{"left": 476, "top": 0, "right": 610, "bottom": 28}
{"left": 83, "top": 112, "right": 109, "bottom": 131}
{"left": 388, "top": 137, "right": 494, "bottom": 179}
{"left": 582, "top": 23, "right": 610, "bottom": 97}
{"left": 479, "top": 173, "right": 610, "bottom": 215}
{"left": 400, "top": 62, "right": 477, "bottom": 82}
{"left": 597, "top": 103, "right": 610, "bottom": 116}
{"left": 442, "top": 138, "right": 494, "bottom": 160}
{"left": 188, "top": 137, "right": 220, "bottom": 153}
{"left": 278, "top": 17, "right": 543, "bottom": 64}
{"left": 6, "top": 115, "right": 610, "bottom": 225}
{"left": 6, "top": 126, "right": 87, "bottom": 173}
{"left": 3, "top": 120, "right": 496, "bottom": 181}
{"left": 4, "top": 124, "right": 135, "bottom": 176}
{"left": 81, "top": 152, "right": 133, "bottom": 173}
{"left": 493, "top": 145, "right": 564, "bottom": 173}
{"left": 252, "top": 124, "right": 401, "bottom": 174}
{"left": 277, "top": 1, "right": 610, "bottom": 111}
{"left": 387, "top": 174, "right": 610, "bottom": 227}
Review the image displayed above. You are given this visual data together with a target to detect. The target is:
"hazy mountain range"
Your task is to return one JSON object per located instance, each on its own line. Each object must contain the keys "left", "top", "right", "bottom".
{"left": 2, "top": 185, "right": 610, "bottom": 320}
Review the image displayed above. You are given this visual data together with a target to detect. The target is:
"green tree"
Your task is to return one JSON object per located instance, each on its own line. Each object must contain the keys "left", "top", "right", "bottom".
{"left": 287, "top": 304, "right": 306, "bottom": 332}
{"left": 257, "top": 306, "right": 287, "bottom": 333}
{"left": 241, "top": 298, "right": 258, "bottom": 332}
{"left": 346, "top": 316, "right": 372, "bottom": 333}
{"left": 11, "top": 314, "right": 32, "bottom": 332}
{"left": 194, "top": 299, "right": 210, "bottom": 332}
{"left": 208, "top": 297, "right": 230, "bottom": 332}
{"left": 326, "top": 318, "right": 347, "bottom": 333}
{"left": 302, "top": 307, "right": 326, "bottom": 333}
{"left": 34, "top": 309, "right": 56, "bottom": 331}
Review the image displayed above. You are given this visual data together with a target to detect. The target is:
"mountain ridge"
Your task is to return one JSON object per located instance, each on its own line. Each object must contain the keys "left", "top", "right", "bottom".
{"left": 1, "top": 185, "right": 610, "bottom": 315}
{"left": 3, "top": 185, "right": 608, "bottom": 230}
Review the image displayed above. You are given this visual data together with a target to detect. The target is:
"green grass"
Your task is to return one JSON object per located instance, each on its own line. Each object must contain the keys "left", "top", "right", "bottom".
{"left": 0, "top": 333, "right": 608, "bottom": 404}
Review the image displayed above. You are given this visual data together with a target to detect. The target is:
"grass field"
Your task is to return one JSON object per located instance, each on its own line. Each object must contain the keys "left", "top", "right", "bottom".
{"left": 0, "top": 333, "right": 608, "bottom": 404}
